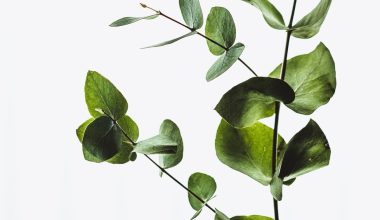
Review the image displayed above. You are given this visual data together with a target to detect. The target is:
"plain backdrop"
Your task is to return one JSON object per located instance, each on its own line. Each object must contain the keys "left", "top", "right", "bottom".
{"left": 1, "top": 0, "right": 379, "bottom": 219}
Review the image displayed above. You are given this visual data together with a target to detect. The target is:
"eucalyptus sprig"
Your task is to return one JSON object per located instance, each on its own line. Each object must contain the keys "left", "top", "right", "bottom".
{"left": 77, "top": 0, "right": 336, "bottom": 219}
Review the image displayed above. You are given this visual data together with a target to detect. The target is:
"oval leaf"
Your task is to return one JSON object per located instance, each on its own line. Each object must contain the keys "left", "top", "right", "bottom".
{"left": 241, "top": 0, "right": 285, "bottom": 30}
{"left": 85, "top": 71, "right": 128, "bottom": 121}
{"left": 159, "top": 120, "right": 184, "bottom": 170}
{"left": 179, "top": 0, "right": 204, "bottom": 29}
{"left": 215, "top": 120, "right": 286, "bottom": 185}
{"left": 279, "top": 119, "right": 331, "bottom": 181}
{"left": 109, "top": 14, "right": 159, "bottom": 27}
{"left": 188, "top": 172, "right": 217, "bottom": 211}
{"left": 291, "top": 0, "right": 332, "bottom": 39}
{"left": 215, "top": 77, "right": 295, "bottom": 128}
{"left": 206, "top": 7, "right": 236, "bottom": 55}
{"left": 142, "top": 31, "right": 196, "bottom": 49}
{"left": 206, "top": 43, "right": 245, "bottom": 82}
{"left": 82, "top": 116, "right": 123, "bottom": 162}
{"left": 269, "top": 43, "right": 336, "bottom": 115}
{"left": 134, "top": 135, "right": 177, "bottom": 155}
{"left": 77, "top": 118, "right": 103, "bottom": 163}
{"left": 231, "top": 215, "right": 273, "bottom": 220}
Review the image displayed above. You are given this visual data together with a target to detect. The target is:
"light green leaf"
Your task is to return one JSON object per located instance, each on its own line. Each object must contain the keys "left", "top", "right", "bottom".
{"left": 109, "top": 14, "right": 159, "bottom": 27}
{"left": 190, "top": 196, "right": 215, "bottom": 220}
{"left": 188, "top": 172, "right": 217, "bottom": 211}
{"left": 279, "top": 119, "right": 331, "bottom": 181}
{"left": 85, "top": 71, "right": 128, "bottom": 121}
{"left": 292, "top": 0, "right": 332, "bottom": 39}
{"left": 206, "top": 43, "right": 245, "bottom": 82}
{"left": 231, "top": 215, "right": 273, "bottom": 220}
{"left": 215, "top": 209, "right": 230, "bottom": 220}
{"left": 142, "top": 31, "right": 197, "bottom": 49}
{"left": 270, "top": 175, "right": 283, "bottom": 201}
{"left": 82, "top": 116, "right": 123, "bottom": 161}
{"left": 206, "top": 7, "right": 236, "bottom": 55}
{"left": 241, "top": 0, "right": 285, "bottom": 30}
{"left": 269, "top": 43, "right": 336, "bottom": 115}
{"left": 134, "top": 135, "right": 177, "bottom": 155}
{"left": 159, "top": 120, "right": 184, "bottom": 169}
{"left": 179, "top": 0, "right": 203, "bottom": 29}
{"left": 215, "top": 120, "right": 285, "bottom": 185}
{"left": 215, "top": 77, "right": 295, "bottom": 128}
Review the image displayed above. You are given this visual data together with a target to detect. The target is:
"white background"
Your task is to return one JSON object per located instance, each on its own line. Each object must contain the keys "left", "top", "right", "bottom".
{"left": 1, "top": 0, "right": 379, "bottom": 219}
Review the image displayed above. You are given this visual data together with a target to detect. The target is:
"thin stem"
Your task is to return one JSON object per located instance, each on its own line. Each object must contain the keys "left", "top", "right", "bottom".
{"left": 140, "top": 3, "right": 258, "bottom": 77}
{"left": 272, "top": 1, "right": 297, "bottom": 220}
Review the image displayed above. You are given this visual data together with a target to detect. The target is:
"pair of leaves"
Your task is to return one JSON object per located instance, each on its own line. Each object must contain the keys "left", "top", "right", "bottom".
{"left": 205, "top": 7, "right": 245, "bottom": 81}
{"left": 215, "top": 209, "right": 273, "bottom": 220}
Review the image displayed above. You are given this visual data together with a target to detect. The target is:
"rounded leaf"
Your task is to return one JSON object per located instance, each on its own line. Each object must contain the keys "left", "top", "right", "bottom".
{"left": 159, "top": 120, "right": 184, "bottom": 169}
{"left": 188, "top": 172, "right": 217, "bottom": 211}
{"left": 179, "top": 0, "right": 204, "bottom": 29}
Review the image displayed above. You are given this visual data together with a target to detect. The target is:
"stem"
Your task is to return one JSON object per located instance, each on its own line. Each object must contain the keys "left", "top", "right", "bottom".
{"left": 140, "top": 3, "right": 258, "bottom": 77}
{"left": 272, "top": 1, "right": 297, "bottom": 220}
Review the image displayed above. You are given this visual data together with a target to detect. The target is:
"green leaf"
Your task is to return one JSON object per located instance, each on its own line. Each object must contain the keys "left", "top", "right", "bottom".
{"left": 188, "top": 172, "right": 217, "bottom": 211}
{"left": 270, "top": 175, "right": 283, "bottom": 201}
{"left": 241, "top": 0, "right": 285, "bottom": 30}
{"left": 283, "top": 178, "right": 296, "bottom": 185}
{"left": 231, "top": 215, "right": 273, "bottom": 220}
{"left": 82, "top": 116, "right": 123, "bottom": 162}
{"left": 291, "top": 0, "right": 332, "bottom": 39}
{"left": 179, "top": 0, "right": 203, "bottom": 29}
{"left": 77, "top": 118, "right": 103, "bottom": 163}
{"left": 141, "top": 31, "right": 197, "bottom": 49}
{"left": 134, "top": 135, "right": 177, "bottom": 155}
{"left": 215, "top": 209, "right": 230, "bottom": 220}
{"left": 206, "top": 7, "right": 236, "bottom": 55}
{"left": 269, "top": 43, "right": 336, "bottom": 115}
{"left": 159, "top": 120, "right": 184, "bottom": 169}
{"left": 215, "top": 77, "right": 295, "bottom": 128}
{"left": 215, "top": 120, "right": 285, "bottom": 185}
{"left": 117, "top": 115, "right": 139, "bottom": 142}
{"left": 206, "top": 43, "right": 245, "bottom": 82}
{"left": 106, "top": 142, "right": 135, "bottom": 164}
{"left": 109, "top": 14, "right": 159, "bottom": 27}
{"left": 279, "top": 119, "right": 331, "bottom": 181}
{"left": 190, "top": 196, "right": 215, "bottom": 220}
{"left": 85, "top": 71, "right": 128, "bottom": 121}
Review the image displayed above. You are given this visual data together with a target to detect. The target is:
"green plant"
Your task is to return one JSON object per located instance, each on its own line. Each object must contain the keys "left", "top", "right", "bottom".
{"left": 76, "top": 0, "right": 336, "bottom": 219}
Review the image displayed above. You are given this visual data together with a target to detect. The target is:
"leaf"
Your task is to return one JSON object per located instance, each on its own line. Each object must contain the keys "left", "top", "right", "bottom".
{"left": 231, "top": 215, "right": 273, "bottom": 220}
{"left": 241, "top": 0, "right": 285, "bottom": 30}
{"left": 190, "top": 196, "right": 215, "bottom": 220}
{"left": 291, "top": 0, "right": 332, "bottom": 39}
{"left": 76, "top": 118, "right": 103, "bottom": 163}
{"left": 215, "top": 209, "right": 230, "bottom": 220}
{"left": 283, "top": 178, "right": 296, "bottom": 185}
{"left": 141, "top": 31, "right": 197, "bottom": 49}
{"left": 215, "top": 77, "right": 295, "bottom": 128}
{"left": 179, "top": 0, "right": 203, "bottom": 29}
{"left": 134, "top": 135, "right": 177, "bottom": 155}
{"left": 215, "top": 120, "right": 286, "bottom": 185}
{"left": 270, "top": 175, "right": 283, "bottom": 201}
{"left": 206, "top": 43, "right": 245, "bottom": 82}
{"left": 106, "top": 142, "right": 135, "bottom": 164}
{"left": 82, "top": 116, "right": 123, "bottom": 162}
{"left": 206, "top": 7, "right": 236, "bottom": 55}
{"left": 159, "top": 120, "right": 184, "bottom": 169}
{"left": 279, "top": 119, "right": 331, "bottom": 181}
{"left": 269, "top": 43, "right": 336, "bottom": 115}
{"left": 109, "top": 14, "right": 159, "bottom": 27}
{"left": 85, "top": 71, "right": 128, "bottom": 121}
{"left": 188, "top": 172, "right": 217, "bottom": 211}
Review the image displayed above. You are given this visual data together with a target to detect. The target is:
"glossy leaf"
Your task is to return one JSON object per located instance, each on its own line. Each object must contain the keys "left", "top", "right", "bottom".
{"left": 292, "top": 0, "right": 332, "bottom": 39}
{"left": 241, "top": 0, "right": 285, "bottom": 29}
{"left": 206, "top": 7, "right": 236, "bottom": 55}
{"left": 134, "top": 135, "right": 177, "bottom": 155}
{"left": 215, "top": 77, "right": 295, "bottom": 128}
{"left": 85, "top": 71, "right": 128, "bottom": 120}
{"left": 142, "top": 31, "right": 197, "bottom": 49}
{"left": 215, "top": 209, "right": 230, "bottom": 220}
{"left": 82, "top": 116, "right": 123, "bottom": 161}
{"left": 269, "top": 43, "right": 336, "bottom": 115}
{"left": 206, "top": 43, "right": 245, "bottom": 82}
{"left": 179, "top": 0, "right": 203, "bottom": 29}
{"left": 109, "top": 14, "right": 159, "bottom": 27}
{"left": 215, "top": 120, "right": 285, "bottom": 185}
{"left": 188, "top": 172, "right": 217, "bottom": 211}
{"left": 231, "top": 215, "right": 273, "bottom": 220}
{"left": 279, "top": 119, "right": 331, "bottom": 181}
{"left": 159, "top": 120, "right": 184, "bottom": 170}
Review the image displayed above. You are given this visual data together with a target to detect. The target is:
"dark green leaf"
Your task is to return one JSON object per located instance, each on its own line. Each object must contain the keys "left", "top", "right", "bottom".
{"left": 241, "top": 0, "right": 285, "bottom": 30}
{"left": 215, "top": 77, "right": 295, "bottom": 128}
{"left": 85, "top": 71, "right": 128, "bottom": 120}
{"left": 215, "top": 209, "right": 230, "bottom": 220}
{"left": 82, "top": 116, "right": 123, "bottom": 162}
{"left": 279, "top": 119, "right": 331, "bottom": 181}
{"left": 109, "top": 14, "right": 159, "bottom": 27}
{"left": 141, "top": 31, "right": 197, "bottom": 49}
{"left": 77, "top": 118, "right": 103, "bottom": 163}
{"left": 134, "top": 135, "right": 177, "bottom": 155}
{"left": 179, "top": 0, "right": 203, "bottom": 29}
{"left": 106, "top": 142, "right": 135, "bottom": 164}
{"left": 283, "top": 178, "right": 296, "bottom": 186}
{"left": 215, "top": 120, "right": 285, "bottom": 185}
{"left": 292, "top": 0, "right": 332, "bottom": 39}
{"left": 206, "top": 43, "right": 245, "bottom": 82}
{"left": 231, "top": 215, "right": 273, "bottom": 220}
{"left": 159, "top": 120, "right": 184, "bottom": 169}
{"left": 188, "top": 172, "right": 217, "bottom": 211}
{"left": 206, "top": 7, "right": 236, "bottom": 55}
{"left": 269, "top": 43, "right": 336, "bottom": 115}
